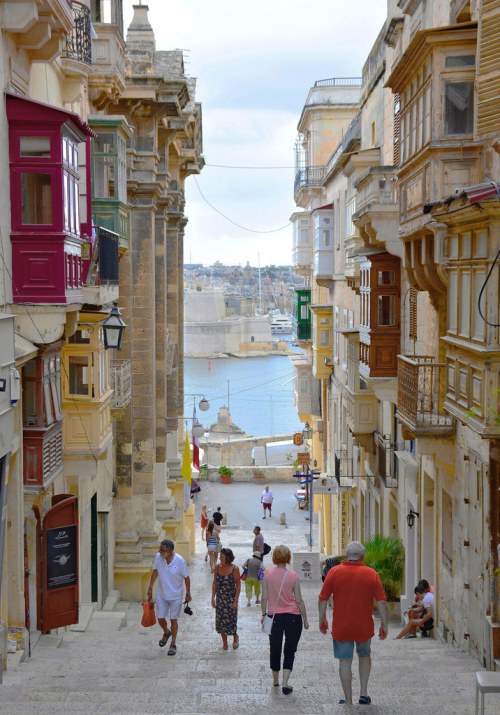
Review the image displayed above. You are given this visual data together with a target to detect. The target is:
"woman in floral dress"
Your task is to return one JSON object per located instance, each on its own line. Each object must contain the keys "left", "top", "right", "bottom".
{"left": 211, "top": 547, "right": 241, "bottom": 649}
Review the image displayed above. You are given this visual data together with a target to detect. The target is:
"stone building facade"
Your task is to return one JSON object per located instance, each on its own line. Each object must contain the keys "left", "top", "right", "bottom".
{"left": 0, "top": 0, "right": 202, "bottom": 671}
{"left": 290, "top": 0, "right": 500, "bottom": 669}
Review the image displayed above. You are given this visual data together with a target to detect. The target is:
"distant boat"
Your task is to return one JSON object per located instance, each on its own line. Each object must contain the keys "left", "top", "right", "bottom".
{"left": 271, "top": 314, "right": 293, "bottom": 334}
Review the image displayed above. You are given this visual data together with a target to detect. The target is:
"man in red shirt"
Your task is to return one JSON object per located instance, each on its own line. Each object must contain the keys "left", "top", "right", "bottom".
{"left": 318, "top": 541, "right": 388, "bottom": 705}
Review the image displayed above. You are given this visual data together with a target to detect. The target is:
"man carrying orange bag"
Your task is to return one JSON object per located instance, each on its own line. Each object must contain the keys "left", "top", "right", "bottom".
{"left": 141, "top": 600, "right": 156, "bottom": 628}
{"left": 147, "top": 539, "right": 191, "bottom": 656}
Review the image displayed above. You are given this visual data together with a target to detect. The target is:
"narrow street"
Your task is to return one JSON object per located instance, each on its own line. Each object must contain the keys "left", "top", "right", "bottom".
{"left": 2, "top": 481, "right": 497, "bottom": 714}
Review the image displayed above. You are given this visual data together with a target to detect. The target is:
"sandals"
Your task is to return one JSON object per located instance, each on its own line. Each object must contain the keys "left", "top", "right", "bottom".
{"left": 359, "top": 696, "right": 371, "bottom": 704}
{"left": 167, "top": 644, "right": 177, "bottom": 656}
{"left": 233, "top": 636, "right": 239, "bottom": 649}
{"left": 159, "top": 631, "right": 171, "bottom": 647}
{"left": 282, "top": 686, "right": 293, "bottom": 695}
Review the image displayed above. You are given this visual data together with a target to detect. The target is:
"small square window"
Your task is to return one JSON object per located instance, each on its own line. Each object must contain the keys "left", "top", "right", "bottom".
{"left": 378, "top": 270, "right": 395, "bottom": 286}
{"left": 20, "top": 136, "right": 51, "bottom": 158}
{"left": 445, "top": 56, "right": 475, "bottom": 68}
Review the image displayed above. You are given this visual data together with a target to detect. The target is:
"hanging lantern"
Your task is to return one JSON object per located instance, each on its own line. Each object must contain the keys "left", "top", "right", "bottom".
{"left": 198, "top": 397, "right": 210, "bottom": 411}
{"left": 192, "top": 423, "right": 205, "bottom": 438}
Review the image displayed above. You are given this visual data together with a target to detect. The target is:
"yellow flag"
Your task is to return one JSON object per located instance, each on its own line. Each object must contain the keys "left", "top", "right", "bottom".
{"left": 181, "top": 430, "right": 191, "bottom": 486}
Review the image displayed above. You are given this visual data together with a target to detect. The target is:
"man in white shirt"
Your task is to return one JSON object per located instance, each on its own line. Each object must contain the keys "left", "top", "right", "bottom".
{"left": 261, "top": 485, "right": 274, "bottom": 519}
{"left": 147, "top": 539, "right": 191, "bottom": 655}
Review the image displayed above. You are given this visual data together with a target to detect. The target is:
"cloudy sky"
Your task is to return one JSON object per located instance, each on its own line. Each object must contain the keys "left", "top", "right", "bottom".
{"left": 123, "top": 1, "right": 388, "bottom": 267}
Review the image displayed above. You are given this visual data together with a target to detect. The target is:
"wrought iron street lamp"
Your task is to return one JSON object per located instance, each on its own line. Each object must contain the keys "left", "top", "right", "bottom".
{"left": 102, "top": 302, "right": 127, "bottom": 350}
{"left": 406, "top": 509, "right": 419, "bottom": 529}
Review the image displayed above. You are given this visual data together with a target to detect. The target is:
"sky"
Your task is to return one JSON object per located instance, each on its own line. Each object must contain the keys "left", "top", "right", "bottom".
{"left": 123, "top": 1, "right": 388, "bottom": 267}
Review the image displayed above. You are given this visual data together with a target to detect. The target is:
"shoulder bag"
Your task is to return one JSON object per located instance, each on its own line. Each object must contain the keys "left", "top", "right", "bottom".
{"left": 261, "top": 570, "right": 288, "bottom": 635}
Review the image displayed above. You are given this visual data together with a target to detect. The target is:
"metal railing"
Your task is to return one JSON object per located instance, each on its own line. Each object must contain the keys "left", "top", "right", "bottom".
{"left": 110, "top": 359, "right": 131, "bottom": 409}
{"left": 314, "top": 77, "right": 362, "bottom": 87}
{"left": 62, "top": 1, "right": 92, "bottom": 65}
{"left": 294, "top": 166, "right": 326, "bottom": 195}
{"left": 397, "top": 355, "right": 453, "bottom": 431}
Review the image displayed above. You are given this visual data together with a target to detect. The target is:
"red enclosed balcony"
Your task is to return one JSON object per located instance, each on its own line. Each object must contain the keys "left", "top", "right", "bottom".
{"left": 7, "top": 93, "right": 96, "bottom": 304}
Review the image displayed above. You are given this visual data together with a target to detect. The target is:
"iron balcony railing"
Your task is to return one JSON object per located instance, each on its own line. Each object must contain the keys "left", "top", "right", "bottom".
{"left": 110, "top": 359, "right": 131, "bottom": 409}
{"left": 397, "top": 355, "right": 454, "bottom": 432}
{"left": 314, "top": 77, "right": 362, "bottom": 87}
{"left": 62, "top": 1, "right": 92, "bottom": 65}
{"left": 294, "top": 166, "right": 326, "bottom": 195}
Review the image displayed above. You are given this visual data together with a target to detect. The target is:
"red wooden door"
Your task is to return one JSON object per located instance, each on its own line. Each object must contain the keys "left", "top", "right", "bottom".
{"left": 41, "top": 495, "right": 79, "bottom": 631}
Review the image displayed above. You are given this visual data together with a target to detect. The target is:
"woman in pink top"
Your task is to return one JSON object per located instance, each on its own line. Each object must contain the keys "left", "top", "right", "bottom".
{"left": 261, "top": 544, "right": 309, "bottom": 695}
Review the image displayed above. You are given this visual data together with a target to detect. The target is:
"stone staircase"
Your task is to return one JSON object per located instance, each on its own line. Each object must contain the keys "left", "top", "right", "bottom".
{"left": 3, "top": 521, "right": 500, "bottom": 714}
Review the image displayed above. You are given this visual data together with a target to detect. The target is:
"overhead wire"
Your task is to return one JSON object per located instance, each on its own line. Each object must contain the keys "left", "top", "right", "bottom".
{"left": 193, "top": 177, "right": 291, "bottom": 234}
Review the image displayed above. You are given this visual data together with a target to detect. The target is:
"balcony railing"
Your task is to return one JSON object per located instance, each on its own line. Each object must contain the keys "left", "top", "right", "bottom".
{"left": 294, "top": 166, "right": 326, "bottom": 195}
{"left": 62, "top": 1, "right": 92, "bottom": 65}
{"left": 314, "top": 77, "right": 362, "bottom": 87}
{"left": 397, "top": 355, "right": 454, "bottom": 435}
{"left": 110, "top": 359, "right": 132, "bottom": 409}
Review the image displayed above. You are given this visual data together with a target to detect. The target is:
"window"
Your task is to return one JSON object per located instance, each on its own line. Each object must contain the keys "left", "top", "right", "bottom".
{"left": 378, "top": 270, "right": 395, "bottom": 286}
{"left": 444, "top": 82, "right": 474, "bottom": 135}
{"left": 68, "top": 355, "right": 90, "bottom": 396}
{"left": 378, "top": 295, "right": 396, "bottom": 326}
{"left": 22, "top": 352, "right": 62, "bottom": 428}
{"left": 441, "top": 489, "right": 453, "bottom": 571}
{"left": 21, "top": 173, "right": 52, "bottom": 224}
{"left": 320, "top": 330, "right": 330, "bottom": 347}
{"left": 445, "top": 55, "right": 475, "bottom": 68}
{"left": 20, "top": 136, "right": 51, "bottom": 158}
{"left": 300, "top": 305, "right": 309, "bottom": 320}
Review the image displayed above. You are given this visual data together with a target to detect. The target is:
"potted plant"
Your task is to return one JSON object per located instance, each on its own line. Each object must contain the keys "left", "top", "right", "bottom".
{"left": 253, "top": 468, "right": 265, "bottom": 481}
{"left": 363, "top": 535, "right": 405, "bottom": 615}
{"left": 218, "top": 466, "right": 233, "bottom": 484}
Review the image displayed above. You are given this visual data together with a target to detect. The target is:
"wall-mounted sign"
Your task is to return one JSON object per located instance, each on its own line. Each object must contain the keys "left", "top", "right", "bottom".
{"left": 292, "top": 551, "right": 321, "bottom": 581}
{"left": 293, "top": 433, "right": 304, "bottom": 446}
{"left": 46, "top": 524, "right": 77, "bottom": 590}
{"left": 296, "top": 452, "right": 310, "bottom": 465}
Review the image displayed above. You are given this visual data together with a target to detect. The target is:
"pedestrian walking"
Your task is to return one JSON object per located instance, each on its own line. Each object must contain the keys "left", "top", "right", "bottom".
{"left": 201, "top": 504, "right": 208, "bottom": 540}
{"left": 261, "top": 544, "right": 309, "bottom": 695}
{"left": 212, "top": 547, "right": 241, "bottom": 650}
{"left": 243, "top": 551, "right": 264, "bottom": 606}
{"left": 318, "top": 540, "right": 388, "bottom": 706}
{"left": 206, "top": 521, "right": 218, "bottom": 572}
{"left": 212, "top": 506, "right": 223, "bottom": 526}
{"left": 261, "top": 485, "right": 274, "bottom": 518}
{"left": 147, "top": 539, "right": 191, "bottom": 657}
{"left": 253, "top": 525, "right": 264, "bottom": 554}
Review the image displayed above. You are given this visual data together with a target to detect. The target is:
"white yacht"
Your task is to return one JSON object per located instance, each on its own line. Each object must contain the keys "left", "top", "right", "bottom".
{"left": 271, "top": 314, "right": 293, "bottom": 334}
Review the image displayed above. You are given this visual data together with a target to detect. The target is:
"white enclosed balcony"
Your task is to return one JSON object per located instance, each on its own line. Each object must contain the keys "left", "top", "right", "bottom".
{"left": 291, "top": 212, "right": 312, "bottom": 276}
{"left": 313, "top": 205, "right": 334, "bottom": 286}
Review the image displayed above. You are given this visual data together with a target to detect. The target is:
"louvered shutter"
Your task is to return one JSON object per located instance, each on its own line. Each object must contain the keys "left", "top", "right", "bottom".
{"left": 476, "top": 0, "right": 500, "bottom": 138}
{"left": 409, "top": 287, "right": 418, "bottom": 341}
{"left": 393, "top": 93, "right": 401, "bottom": 165}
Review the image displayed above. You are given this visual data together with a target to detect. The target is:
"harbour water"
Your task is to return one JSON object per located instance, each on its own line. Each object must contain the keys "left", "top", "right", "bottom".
{"left": 184, "top": 354, "right": 302, "bottom": 438}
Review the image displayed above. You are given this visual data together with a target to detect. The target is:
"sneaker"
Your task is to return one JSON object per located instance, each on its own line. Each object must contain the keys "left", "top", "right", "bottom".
{"left": 404, "top": 634, "right": 417, "bottom": 639}
{"left": 247, "top": 601, "right": 251, "bottom": 607}
{"left": 255, "top": 599, "right": 260, "bottom": 604}
{"left": 262, "top": 516, "right": 266, "bottom": 519}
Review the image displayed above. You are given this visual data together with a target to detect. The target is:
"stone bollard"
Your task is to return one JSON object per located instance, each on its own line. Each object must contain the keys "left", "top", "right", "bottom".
{"left": 222, "top": 511, "right": 228, "bottom": 525}
{"left": 280, "top": 512, "right": 286, "bottom": 525}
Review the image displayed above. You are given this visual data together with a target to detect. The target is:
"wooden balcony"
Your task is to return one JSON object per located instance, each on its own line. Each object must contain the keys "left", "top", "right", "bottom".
{"left": 24, "top": 422, "right": 63, "bottom": 492}
{"left": 397, "top": 355, "right": 454, "bottom": 436}
{"left": 82, "top": 226, "right": 120, "bottom": 306}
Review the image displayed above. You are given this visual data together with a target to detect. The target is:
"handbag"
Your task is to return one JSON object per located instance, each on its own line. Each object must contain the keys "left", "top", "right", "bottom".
{"left": 241, "top": 567, "right": 248, "bottom": 581}
{"left": 261, "top": 570, "right": 288, "bottom": 635}
{"left": 263, "top": 542, "right": 271, "bottom": 556}
{"left": 141, "top": 600, "right": 156, "bottom": 628}
{"left": 257, "top": 566, "right": 264, "bottom": 582}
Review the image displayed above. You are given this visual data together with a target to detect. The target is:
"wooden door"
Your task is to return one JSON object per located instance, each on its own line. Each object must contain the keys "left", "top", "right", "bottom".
{"left": 41, "top": 495, "right": 79, "bottom": 631}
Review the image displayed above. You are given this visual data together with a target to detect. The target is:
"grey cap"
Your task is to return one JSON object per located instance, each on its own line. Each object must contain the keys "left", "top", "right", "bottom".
{"left": 346, "top": 541, "right": 365, "bottom": 561}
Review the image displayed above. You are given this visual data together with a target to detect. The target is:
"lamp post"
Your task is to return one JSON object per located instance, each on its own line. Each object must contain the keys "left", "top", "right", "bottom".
{"left": 102, "top": 302, "right": 127, "bottom": 350}
{"left": 302, "top": 422, "right": 314, "bottom": 549}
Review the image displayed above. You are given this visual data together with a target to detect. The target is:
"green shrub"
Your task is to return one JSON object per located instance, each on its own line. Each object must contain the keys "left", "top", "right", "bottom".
{"left": 363, "top": 535, "right": 405, "bottom": 601}
{"left": 218, "top": 466, "right": 233, "bottom": 477}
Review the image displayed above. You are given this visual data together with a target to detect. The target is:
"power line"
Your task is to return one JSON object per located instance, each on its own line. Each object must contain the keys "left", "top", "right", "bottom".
{"left": 193, "top": 177, "right": 291, "bottom": 234}
{"left": 206, "top": 163, "right": 295, "bottom": 170}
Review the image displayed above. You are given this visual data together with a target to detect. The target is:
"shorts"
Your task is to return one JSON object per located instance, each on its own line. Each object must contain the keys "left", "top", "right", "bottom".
{"left": 263, "top": 502, "right": 272, "bottom": 511}
{"left": 156, "top": 595, "right": 183, "bottom": 620}
{"left": 333, "top": 638, "right": 371, "bottom": 660}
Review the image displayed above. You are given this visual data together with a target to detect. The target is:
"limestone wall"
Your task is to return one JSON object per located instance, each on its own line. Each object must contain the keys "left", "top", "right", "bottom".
{"left": 184, "top": 316, "right": 272, "bottom": 355}
{"left": 206, "top": 466, "right": 295, "bottom": 482}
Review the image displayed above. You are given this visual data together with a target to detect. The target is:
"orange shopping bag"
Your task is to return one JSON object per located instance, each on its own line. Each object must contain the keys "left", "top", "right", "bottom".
{"left": 141, "top": 600, "right": 156, "bottom": 627}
